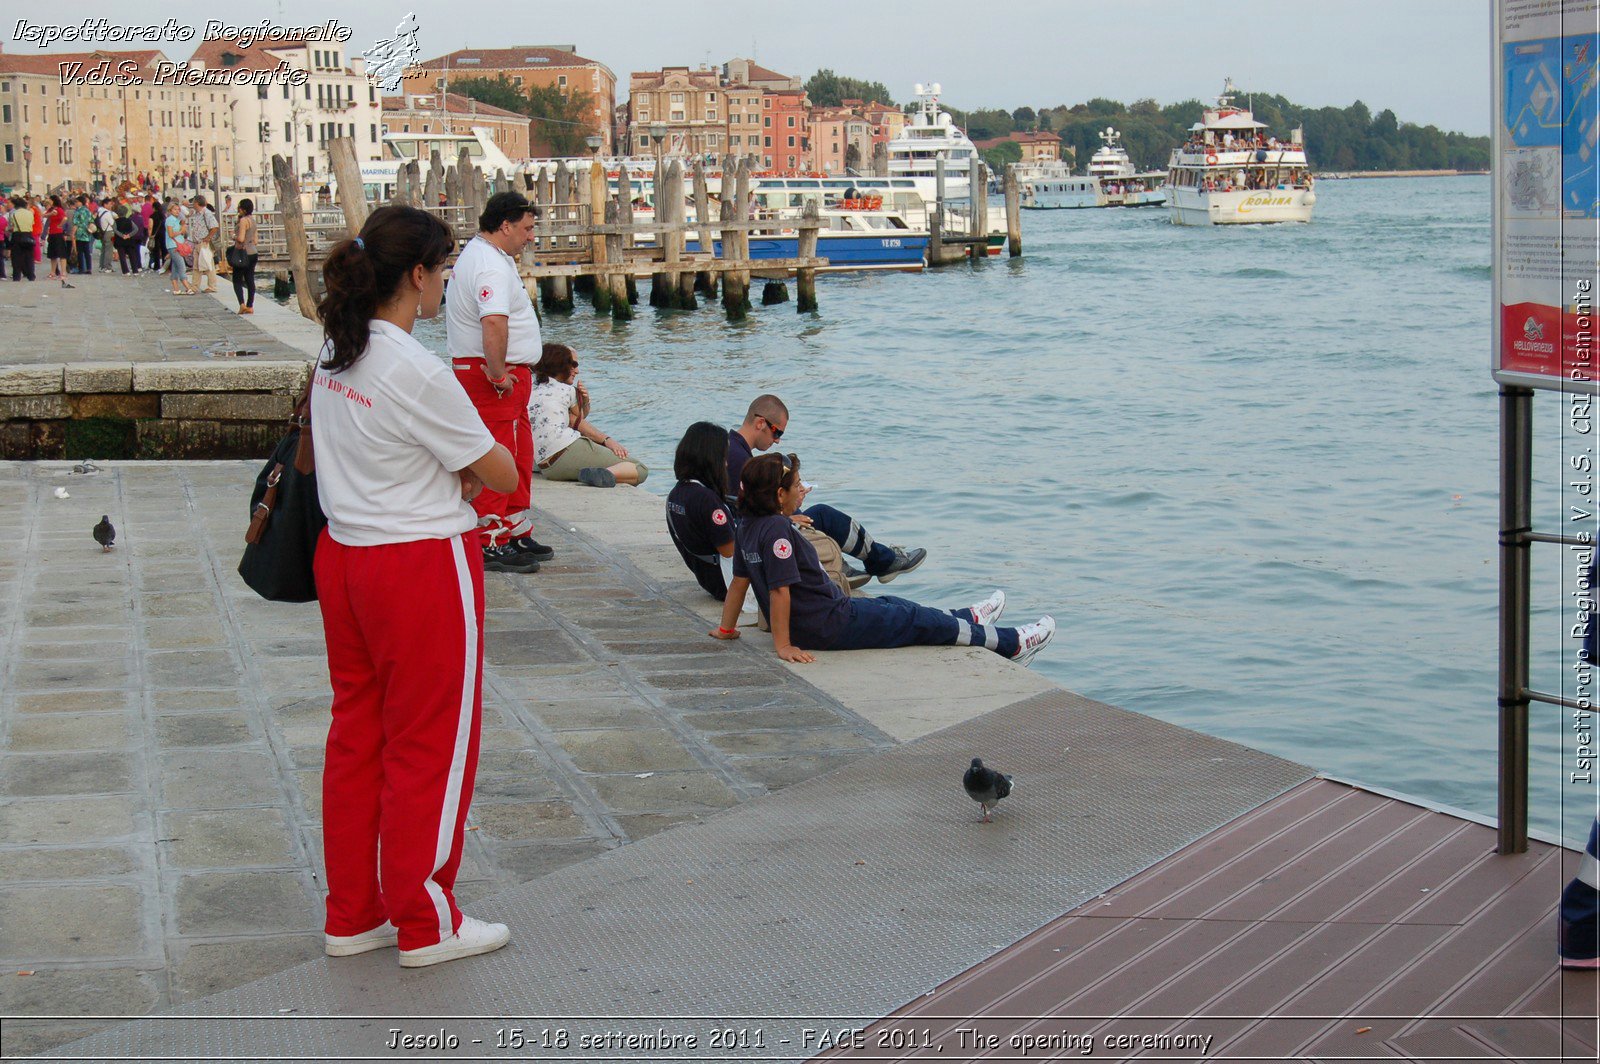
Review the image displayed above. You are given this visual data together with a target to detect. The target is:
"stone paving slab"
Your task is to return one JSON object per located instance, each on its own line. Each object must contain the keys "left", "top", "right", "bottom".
{"left": 0, "top": 460, "right": 896, "bottom": 1058}
{"left": 0, "top": 271, "right": 313, "bottom": 365}
{"left": 47, "top": 689, "right": 1315, "bottom": 1063}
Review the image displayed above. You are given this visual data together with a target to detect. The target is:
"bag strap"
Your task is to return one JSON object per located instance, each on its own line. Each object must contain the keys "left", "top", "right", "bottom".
{"left": 292, "top": 377, "right": 315, "bottom": 475}
{"left": 244, "top": 378, "right": 315, "bottom": 546}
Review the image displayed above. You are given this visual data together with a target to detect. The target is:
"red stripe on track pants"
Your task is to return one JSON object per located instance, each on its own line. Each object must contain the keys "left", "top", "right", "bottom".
{"left": 314, "top": 529, "right": 485, "bottom": 950}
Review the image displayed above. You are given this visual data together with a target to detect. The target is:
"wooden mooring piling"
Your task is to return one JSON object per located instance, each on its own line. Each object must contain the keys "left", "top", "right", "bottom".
{"left": 259, "top": 136, "right": 1024, "bottom": 319}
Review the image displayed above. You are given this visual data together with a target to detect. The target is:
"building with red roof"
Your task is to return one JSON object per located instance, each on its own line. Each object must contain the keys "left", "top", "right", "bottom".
{"left": 973, "top": 130, "right": 1064, "bottom": 164}
{"left": 402, "top": 46, "right": 616, "bottom": 154}
{"left": 381, "top": 93, "right": 530, "bottom": 160}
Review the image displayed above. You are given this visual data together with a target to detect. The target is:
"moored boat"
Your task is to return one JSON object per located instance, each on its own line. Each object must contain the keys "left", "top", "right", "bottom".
{"left": 689, "top": 198, "right": 929, "bottom": 271}
{"left": 1008, "top": 128, "right": 1165, "bottom": 209}
{"left": 1165, "top": 79, "right": 1315, "bottom": 225}
{"left": 885, "top": 84, "right": 980, "bottom": 202}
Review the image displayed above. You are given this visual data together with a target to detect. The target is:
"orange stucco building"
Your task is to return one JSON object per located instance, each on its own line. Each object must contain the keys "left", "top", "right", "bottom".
{"left": 402, "top": 46, "right": 616, "bottom": 154}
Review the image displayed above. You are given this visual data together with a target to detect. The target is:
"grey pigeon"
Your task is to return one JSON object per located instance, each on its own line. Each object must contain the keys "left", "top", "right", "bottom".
{"left": 93, "top": 515, "right": 115, "bottom": 552}
{"left": 962, "top": 757, "right": 1013, "bottom": 822}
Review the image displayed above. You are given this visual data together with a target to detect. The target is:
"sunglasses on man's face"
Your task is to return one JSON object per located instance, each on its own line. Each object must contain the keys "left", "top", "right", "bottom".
{"left": 763, "top": 417, "right": 785, "bottom": 441}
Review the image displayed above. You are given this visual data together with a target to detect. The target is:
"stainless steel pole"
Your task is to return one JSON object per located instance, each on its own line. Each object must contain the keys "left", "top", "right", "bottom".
{"left": 1498, "top": 385, "right": 1533, "bottom": 854}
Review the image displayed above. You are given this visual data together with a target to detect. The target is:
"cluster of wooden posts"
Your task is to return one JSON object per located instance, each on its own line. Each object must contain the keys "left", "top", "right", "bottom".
{"left": 269, "top": 137, "right": 825, "bottom": 323}
{"left": 266, "top": 137, "right": 1024, "bottom": 324}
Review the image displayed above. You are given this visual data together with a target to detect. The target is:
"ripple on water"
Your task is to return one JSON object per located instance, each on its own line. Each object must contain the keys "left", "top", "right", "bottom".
{"left": 414, "top": 176, "right": 1588, "bottom": 840}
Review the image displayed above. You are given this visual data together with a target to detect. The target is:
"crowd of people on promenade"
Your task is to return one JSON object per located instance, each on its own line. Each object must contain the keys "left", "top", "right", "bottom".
{"left": 300, "top": 192, "right": 1059, "bottom": 971}
{"left": 0, "top": 189, "right": 261, "bottom": 314}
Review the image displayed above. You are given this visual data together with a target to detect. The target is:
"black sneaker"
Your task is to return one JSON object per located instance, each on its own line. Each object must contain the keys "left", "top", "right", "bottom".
{"left": 578, "top": 467, "right": 617, "bottom": 488}
{"left": 509, "top": 536, "right": 555, "bottom": 560}
{"left": 876, "top": 545, "right": 927, "bottom": 584}
{"left": 483, "top": 545, "right": 540, "bottom": 574}
{"left": 844, "top": 565, "right": 872, "bottom": 590}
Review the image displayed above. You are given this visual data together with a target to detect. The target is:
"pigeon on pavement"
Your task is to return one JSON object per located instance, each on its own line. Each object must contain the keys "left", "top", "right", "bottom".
{"left": 93, "top": 516, "right": 116, "bottom": 552}
{"left": 962, "top": 757, "right": 1013, "bottom": 823}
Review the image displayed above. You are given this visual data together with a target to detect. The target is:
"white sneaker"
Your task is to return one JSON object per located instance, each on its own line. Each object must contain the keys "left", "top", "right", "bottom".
{"left": 397, "top": 915, "right": 510, "bottom": 968}
{"left": 1010, "top": 615, "right": 1056, "bottom": 668}
{"left": 969, "top": 590, "right": 1006, "bottom": 627}
{"left": 324, "top": 921, "right": 399, "bottom": 957}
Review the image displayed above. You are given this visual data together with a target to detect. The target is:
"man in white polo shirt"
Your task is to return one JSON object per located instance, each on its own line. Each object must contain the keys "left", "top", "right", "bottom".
{"left": 446, "top": 191, "right": 554, "bottom": 573}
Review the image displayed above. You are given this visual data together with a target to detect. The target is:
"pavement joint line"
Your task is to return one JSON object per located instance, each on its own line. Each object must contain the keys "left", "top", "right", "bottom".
{"left": 530, "top": 502, "right": 899, "bottom": 742}
{"left": 172, "top": 465, "right": 323, "bottom": 965}
{"left": 123, "top": 465, "right": 187, "bottom": 1009}
{"left": 509, "top": 524, "right": 778, "bottom": 803}
{"left": 0, "top": 469, "right": 42, "bottom": 757}
{"left": 473, "top": 664, "right": 630, "bottom": 850}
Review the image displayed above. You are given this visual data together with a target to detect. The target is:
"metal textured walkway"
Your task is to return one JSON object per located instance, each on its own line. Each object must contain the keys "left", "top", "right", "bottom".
{"left": 830, "top": 778, "right": 1599, "bottom": 1062}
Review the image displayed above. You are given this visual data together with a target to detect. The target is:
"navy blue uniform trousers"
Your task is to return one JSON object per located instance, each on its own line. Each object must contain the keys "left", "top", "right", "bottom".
{"left": 826, "top": 595, "right": 1018, "bottom": 657}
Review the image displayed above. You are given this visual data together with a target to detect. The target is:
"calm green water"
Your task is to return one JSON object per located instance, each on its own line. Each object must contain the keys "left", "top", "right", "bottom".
{"left": 418, "top": 176, "right": 1598, "bottom": 845}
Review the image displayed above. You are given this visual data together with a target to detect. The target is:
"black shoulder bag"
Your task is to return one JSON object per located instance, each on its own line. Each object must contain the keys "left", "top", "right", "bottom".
{"left": 238, "top": 385, "right": 327, "bottom": 602}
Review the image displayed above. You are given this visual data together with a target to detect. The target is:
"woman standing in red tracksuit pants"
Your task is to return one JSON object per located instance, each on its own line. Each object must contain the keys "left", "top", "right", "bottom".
{"left": 311, "top": 205, "right": 518, "bottom": 968}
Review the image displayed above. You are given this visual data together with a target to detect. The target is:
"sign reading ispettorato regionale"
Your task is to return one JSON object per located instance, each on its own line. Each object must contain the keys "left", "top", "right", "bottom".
{"left": 1493, "top": 0, "right": 1600, "bottom": 392}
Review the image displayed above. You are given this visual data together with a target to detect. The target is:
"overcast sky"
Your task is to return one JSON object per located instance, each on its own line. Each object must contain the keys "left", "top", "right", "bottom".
{"left": 9, "top": 0, "right": 1492, "bottom": 134}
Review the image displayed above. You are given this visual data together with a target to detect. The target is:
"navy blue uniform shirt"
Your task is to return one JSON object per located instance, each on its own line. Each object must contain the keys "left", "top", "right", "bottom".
{"left": 732, "top": 513, "right": 850, "bottom": 648}
{"left": 726, "top": 429, "right": 755, "bottom": 501}
{"left": 666, "top": 480, "right": 734, "bottom": 599}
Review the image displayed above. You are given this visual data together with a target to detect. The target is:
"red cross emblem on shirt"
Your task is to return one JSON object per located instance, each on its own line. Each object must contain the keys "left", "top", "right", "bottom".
{"left": 772, "top": 538, "right": 792, "bottom": 560}
{"left": 477, "top": 285, "right": 493, "bottom": 302}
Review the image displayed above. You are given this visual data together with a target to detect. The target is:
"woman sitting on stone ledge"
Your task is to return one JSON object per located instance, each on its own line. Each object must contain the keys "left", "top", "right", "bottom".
{"left": 529, "top": 342, "right": 648, "bottom": 489}
{"left": 711, "top": 452, "right": 1057, "bottom": 667}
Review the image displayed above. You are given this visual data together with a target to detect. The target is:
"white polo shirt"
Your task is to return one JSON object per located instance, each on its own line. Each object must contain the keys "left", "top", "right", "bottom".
{"left": 312, "top": 320, "right": 496, "bottom": 547}
{"left": 446, "top": 234, "right": 541, "bottom": 364}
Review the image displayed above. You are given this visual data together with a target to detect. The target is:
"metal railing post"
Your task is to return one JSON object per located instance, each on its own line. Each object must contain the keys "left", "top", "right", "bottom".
{"left": 1498, "top": 385, "right": 1534, "bottom": 854}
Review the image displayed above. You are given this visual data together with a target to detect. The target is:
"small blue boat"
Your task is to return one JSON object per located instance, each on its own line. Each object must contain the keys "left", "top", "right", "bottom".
{"left": 689, "top": 209, "right": 929, "bottom": 271}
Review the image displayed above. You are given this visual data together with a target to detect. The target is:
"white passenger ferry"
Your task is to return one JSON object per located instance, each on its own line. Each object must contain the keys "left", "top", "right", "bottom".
{"left": 885, "top": 84, "right": 980, "bottom": 201}
{"left": 1165, "top": 80, "right": 1315, "bottom": 225}
{"left": 358, "top": 129, "right": 521, "bottom": 202}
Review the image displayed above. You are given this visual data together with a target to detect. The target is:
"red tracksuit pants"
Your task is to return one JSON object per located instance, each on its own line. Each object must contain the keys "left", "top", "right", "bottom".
{"left": 314, "top": 530, "right": 485, "bottom": 950}
{"left": 453, "top": 361, "right": 533, "bottom": 541}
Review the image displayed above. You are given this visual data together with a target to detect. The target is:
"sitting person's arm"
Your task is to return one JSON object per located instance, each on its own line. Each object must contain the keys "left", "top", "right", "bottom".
{"left": 767, "top": 586, "right": 814, "bottom": 664}
{"left": 573, "top": 416, "right": 629, "bottom": 459}
{"left": 712, "top": 576, "right": 749, "bottom": 639}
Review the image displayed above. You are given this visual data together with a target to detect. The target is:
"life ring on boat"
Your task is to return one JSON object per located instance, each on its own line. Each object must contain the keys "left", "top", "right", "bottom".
{"left": 1206, "top": 153, "right": 1219, "bottom": 166}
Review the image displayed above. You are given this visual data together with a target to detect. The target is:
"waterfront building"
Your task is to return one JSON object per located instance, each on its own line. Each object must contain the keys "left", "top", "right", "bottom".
{"left": 973, "top": 130, "right": 1064, "bottom": 165}
{"left": 0, "top": 48, "right": 235, "bottom": 194}
{"left": 627, "top": 66, "right": 723, "bottom": 158}
{"left": 381, "top": 93, "right": 530, "bottom": 161}
{"left": 402, "top": 47, "right": 616, "bottom": 154}
{"left": 808, "top": 106, "right": 871, "bottom": 174}
{"left": 721, "top": 58, "right": 801, "bottom": 92}
{"left": 761, "top": 88, "right": 810, "bottom": 173}
{"left": 188, "top": 35, "right": 382, "bottom": 193}
{"left": 724, "top": 83, "right": 764, "bottom": 162}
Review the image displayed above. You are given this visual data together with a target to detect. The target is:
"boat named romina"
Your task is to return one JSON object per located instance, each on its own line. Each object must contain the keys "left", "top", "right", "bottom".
{"left": 1165, "top": 79, "right": 1315, "bottom": 225}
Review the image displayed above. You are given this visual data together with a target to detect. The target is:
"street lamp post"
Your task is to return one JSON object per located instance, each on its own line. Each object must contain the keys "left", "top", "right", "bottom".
{"left": 649, "top": 121, "right": 667, "bottom": 167}
{"left": 585, "top": 134, "right": 602, "bottom": 158}
{"left": 22, "top": 135, "right": 32, "bottom": 195}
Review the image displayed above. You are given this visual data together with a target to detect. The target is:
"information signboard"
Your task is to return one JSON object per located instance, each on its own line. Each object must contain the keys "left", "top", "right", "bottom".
{"left": 1493, "top": 0, "right": 1600, "bottom": 392}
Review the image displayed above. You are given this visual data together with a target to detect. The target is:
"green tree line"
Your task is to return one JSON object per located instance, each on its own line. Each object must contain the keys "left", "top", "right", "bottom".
{"left": 450, "top": 77, "right": 596, "bottom": 157}
{"left": 948, "top": 93, "right": 1488, "bottom": 173}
